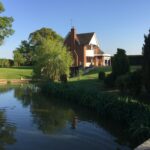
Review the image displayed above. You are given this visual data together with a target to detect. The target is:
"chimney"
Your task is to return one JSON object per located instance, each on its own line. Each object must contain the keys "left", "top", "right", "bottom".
{"left": 70, "top": 27, "right": 78, "bottom": 66}
{"left": 70, "top": 27, "right": 76, "bottom": 51}
{"left": 71, "top": 27, "right": 76, "bottom": 42}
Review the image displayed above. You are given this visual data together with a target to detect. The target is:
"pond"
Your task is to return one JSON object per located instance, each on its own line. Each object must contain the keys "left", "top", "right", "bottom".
{"left": 0, "top": 85, "right": 130, "bottom": 150}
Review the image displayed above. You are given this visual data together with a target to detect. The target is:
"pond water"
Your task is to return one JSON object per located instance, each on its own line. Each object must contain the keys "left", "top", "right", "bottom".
{"left": 0, "top": 85, "right": 130, "bottom": 150}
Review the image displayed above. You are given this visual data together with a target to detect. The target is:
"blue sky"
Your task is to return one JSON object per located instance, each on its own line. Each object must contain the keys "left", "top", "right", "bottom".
{"left": 0, "top": 0, "right": 150, "bottom": 58}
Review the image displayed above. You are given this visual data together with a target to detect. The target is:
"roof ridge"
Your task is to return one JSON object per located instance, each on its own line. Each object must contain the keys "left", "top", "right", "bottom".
{"left": 77, "top": 32, "right": 95, "bottom": 35}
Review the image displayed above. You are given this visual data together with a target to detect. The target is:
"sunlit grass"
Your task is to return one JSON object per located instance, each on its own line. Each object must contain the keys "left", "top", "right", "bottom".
{"left": 0, "top": 67, "right": 33, "bottom": 79}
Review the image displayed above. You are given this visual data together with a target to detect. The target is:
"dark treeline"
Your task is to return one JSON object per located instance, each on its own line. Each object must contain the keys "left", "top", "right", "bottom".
{"left": 127, "top": 55, "right": 143, "bottom": 66}
{"left": 0, "top": 59, "right": 14, "bottom": 67}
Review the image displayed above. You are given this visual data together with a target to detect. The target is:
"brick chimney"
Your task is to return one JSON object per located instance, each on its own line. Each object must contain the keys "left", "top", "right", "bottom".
{"left": 70, "top": 27, "right": 78, "bottom": 66}
{"left": 71, "top": 27, "right": 76, "bottom": 51}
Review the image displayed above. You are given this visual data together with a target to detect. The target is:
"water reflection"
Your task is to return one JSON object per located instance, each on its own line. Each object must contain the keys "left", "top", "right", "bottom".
{"left": 0, "top": 110, "right": 16, "bottom": 150}
{"left": 0, "top": 85, "right": 130, "bottom": 150}
{"left": 14, "top": 85, "right": 75, "bottom": 134}
{"left": 72, "top": 116, "right": 78, "bottom": 129}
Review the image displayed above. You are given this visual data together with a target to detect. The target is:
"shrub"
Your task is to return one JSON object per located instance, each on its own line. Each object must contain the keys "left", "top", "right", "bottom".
{"left": 98, "top": 71, "right": 105, "bottom": 80}
{"left": 116, "top": 73, "right": 130, "bottom": 93}
{"left": 112, "top": 48, "right": 130, "bottom": 77}
{"left": 104, "top": 73, "right": 116, "bottom": 88}
{"left": 116, "top": 70, "right": 142, "bottom": 95}
{"left": 60, "top": 74, "right": 67, "bottom": 83}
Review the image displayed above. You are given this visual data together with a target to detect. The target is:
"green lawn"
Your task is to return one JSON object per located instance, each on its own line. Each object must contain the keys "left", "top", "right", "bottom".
{"left": 0, "top": 65, "right": 141, "bottom": 81}
{"left": 70, "top": 66, "right": 111, "bottom": 81}
{"left": 68, "top": 65, "right": 141, "bottom": 91}
{"left": 68, "top": 66, "right": 112, "bottom": 91}
{"left": 0, "top": 67, "right": 33, "bottom": 79}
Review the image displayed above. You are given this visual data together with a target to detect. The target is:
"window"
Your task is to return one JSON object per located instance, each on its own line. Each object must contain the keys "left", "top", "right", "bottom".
{"left": 87, "top": 57, "right": 93, "bottom": 62}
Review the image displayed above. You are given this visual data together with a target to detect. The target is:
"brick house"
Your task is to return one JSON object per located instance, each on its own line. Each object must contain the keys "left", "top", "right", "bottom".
{"left": 64, "top": 27, "right": 111, "bottom": 67}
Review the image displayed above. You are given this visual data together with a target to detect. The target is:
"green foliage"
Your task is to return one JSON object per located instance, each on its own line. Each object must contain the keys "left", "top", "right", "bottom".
{"left": 40, "top": 82, "right": 150, "bottom": 147}
{"left": 60, "top": 74, "right": 67, "bottom": 83}
{"left": 13, "top": 40, "right": 33, "bottom": 66}
{"left": 116, "top": 70, "right": 142, "bottom": 95}
{"left": 128, "top": 55, "right": 143, "bottom": 66}
{"left": 104, "top": 73, "right": 116, "bottom": 88}
{"left": 33, "top": 40, "right": 73, "bottom": 81}
{"left": 142, "top": 29, "right": 150, "bottom": 92}
{"left": 13, "top": 51, "right": 26, "bottom": 66}
{"left": 78, "top": 68, "right": 83, "bottom": 80}
{"left": 29, "top": 27, "right": 63, "bottom": 47}
{"left": 112, "top": 49, "right": 130, "bottom": 77}
{"left": 98, "top": 71, "right": 105, "bottom": 80}
{"left": 0, "top": 1, "right": 14, "bottom": 45}
{"left": 0, "top": 59, "right": 13, "bottom": 67}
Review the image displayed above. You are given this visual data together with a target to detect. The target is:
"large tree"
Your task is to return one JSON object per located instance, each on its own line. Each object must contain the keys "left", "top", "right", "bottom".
{"left": 13, "top": 40, "right": 33, "bottom": 65}
{"left": 33, "top": 39, "right": 72, "bottom": 81}
{"left": 29, "top": 27, "right": 63, "bottom": 47}
{"left": 112, "top": 48, "right": 130, "bottom": 77}
{"left": 13, "top": 50, "right": 25, "bottom": 66}
{"left": 142, "top": 29, "right": 150, "bottom": 92}
{"left": 0, "top": 1, "right": 14, "bottom": 45}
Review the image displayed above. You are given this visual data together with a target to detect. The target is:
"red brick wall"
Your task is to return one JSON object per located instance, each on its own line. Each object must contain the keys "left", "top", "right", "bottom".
{"left": 64, "top": 28, "right": 103, "bottom": 67}
{"left": 64, "top": 28, "right": 84, "bottom": 67}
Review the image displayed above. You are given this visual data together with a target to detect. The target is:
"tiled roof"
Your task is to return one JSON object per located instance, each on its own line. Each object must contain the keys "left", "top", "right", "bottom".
{"left": 77, "top": 32, "right": 95, "bottom": 45}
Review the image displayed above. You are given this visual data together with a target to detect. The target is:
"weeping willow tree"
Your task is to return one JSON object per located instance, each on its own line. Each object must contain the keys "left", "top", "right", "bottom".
{"left": 33, "top": 39, "right": 73, "bottom": 81}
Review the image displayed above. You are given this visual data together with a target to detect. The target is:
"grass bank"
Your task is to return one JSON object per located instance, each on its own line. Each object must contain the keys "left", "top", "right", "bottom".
{"left": 68, "top": 66, "right": 141, "bottom": 91}
{"left": 68, "top": 66, "right": 112, "bottom": 91}
{"left": 0, "top": 66, "right": 33, "bottom": 79}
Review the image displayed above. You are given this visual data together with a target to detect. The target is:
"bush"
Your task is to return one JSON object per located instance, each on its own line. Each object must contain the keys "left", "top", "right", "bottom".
{"left": 116, "top": 70, "right": 142, "bottom": 95}
{"left": 104, "top": 73, "right": 116, "bottom": 88}
{"left": 116, "top": 73, "right": 130, "bottom": 93}
{"left": 98, "top": 71, "right": 105, "bottom": 80}
{"left": 60, "top": 74, "right": 67, "bottom": 83}
{"left": 112, "top": 49, "right": 130, "bottom": 77}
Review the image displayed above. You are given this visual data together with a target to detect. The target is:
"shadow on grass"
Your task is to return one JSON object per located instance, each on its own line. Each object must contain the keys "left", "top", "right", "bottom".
{"left": 85, "top": 66, "right": 112, "bottom": 76}
{"left": 11, "top": 66, "right": 33, "bottom": 70}
{"left": 18, "top": 74, "right": 33, "bottom": 79}
{"left": 68, "top": 78, "right": 106, "bottom": 92}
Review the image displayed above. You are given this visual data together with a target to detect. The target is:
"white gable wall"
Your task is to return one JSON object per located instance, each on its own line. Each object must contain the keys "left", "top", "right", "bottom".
{"left": 89, "top": 33, "right": 100, "bottom": 47}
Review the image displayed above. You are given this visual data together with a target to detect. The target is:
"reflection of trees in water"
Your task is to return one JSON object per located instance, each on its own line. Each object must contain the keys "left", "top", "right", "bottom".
{"left": 14, "top": 86, "right": 33, "bottom": 107}
{"left": 0, "top": 110, "right": 16, "bottom": 150}
{"left": 0, "top": 85, "right": 12, "bottom": 94}
{"left": 31, "top": 101, "right": 74, "bottom": 134}
{"left": 14, "top": 86, "right": 75, "bottom": 134}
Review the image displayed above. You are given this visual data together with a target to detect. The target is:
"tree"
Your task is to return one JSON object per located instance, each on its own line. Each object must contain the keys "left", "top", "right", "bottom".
{"left": 33, "top": 40, "right": 72, "bottom": 81}
{"left": 112, "top": 48, "right": 130, "bottom": 77}
{"left": 13, "top": 50, "right": 25, "bottom": 66}
{"left": 29, "top": 27, "right": 63, "bottom": 47}
{"left": 14, "top": 40, "right": 33, "bottom": 65}
{"left": 0, "top": 1, "right": 14, "bottom": 45}
{"left": 142, "top": 29, "right": 150, "bottom": 92}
